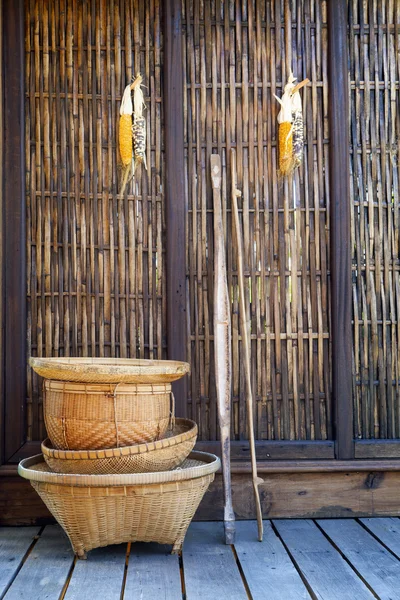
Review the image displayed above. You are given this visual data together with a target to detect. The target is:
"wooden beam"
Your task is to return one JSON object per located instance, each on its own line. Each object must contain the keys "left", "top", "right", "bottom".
{"left": 163, "top": 0, "right": 187, "bottom": 417}
{"left": 5, "top": 456, "right": 400, "bottom": 478}
{"left": 328, "top": 0, "right": 353, "bottom": 459}
{"left": 4, "top": 468, "right": 400, "bottom": 524}
{"left": 196, "top": 470, "right": 400, "bottom": 520}
{"left": 197, "top": 440, "right": 335, "bottom": 460}
{"left": 230, "top": 460, "right": 400, "bottom": 474}
{"left": 355, "top": 440, "right": 400, "bottom": 459}
{"left": 2, "top": 0, "right": 26, "bottom": 462}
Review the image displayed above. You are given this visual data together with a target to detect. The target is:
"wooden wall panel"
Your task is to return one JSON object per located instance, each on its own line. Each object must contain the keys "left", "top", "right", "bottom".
{"left": 182, "top": 0, "right": 331, "bottom": 441}
{"left": 349, "top": 1, "right": 400, "bottom": 440}
{"left": 25, "top": 0, "right": 166, "bottom": 441}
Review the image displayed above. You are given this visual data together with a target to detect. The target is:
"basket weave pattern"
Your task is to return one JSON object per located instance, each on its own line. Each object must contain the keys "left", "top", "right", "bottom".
{"left": 20, "top": 453, "right": 220, "bottom": 557}
{"left": 41, "top": 419, "right": 198, "bottom": 474}
{"left": 30, "top": 357, "right": 190, "bottom": 384}
{"left": 44, "top": 381, "right": 171, "bottom": 450}
{"left": 23, "top": 358, "right": 208, "bottom": 557}
{"left": 31, "top": 475, "right": 214, "bottom": 557}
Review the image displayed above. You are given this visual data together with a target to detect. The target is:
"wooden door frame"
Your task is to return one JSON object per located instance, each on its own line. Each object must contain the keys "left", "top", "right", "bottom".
{"left": 0, "top": 0, "right": 26, "bottom": 465}
{"left": 1, "top": 0, "right": 399, "bottom": 468}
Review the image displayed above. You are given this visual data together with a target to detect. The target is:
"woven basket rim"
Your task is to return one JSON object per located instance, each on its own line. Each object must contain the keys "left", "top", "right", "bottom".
{"left": 43, "top": 380, "right": 171, "bottom": 392}
{"left": 19, "top": 450, "right": 220, "bottom": 486}
{"left": 41, "top": 418, "right": 197, "bottom": 460}
{"left": 29, "top": 357, "right": 190, "bottom": 383}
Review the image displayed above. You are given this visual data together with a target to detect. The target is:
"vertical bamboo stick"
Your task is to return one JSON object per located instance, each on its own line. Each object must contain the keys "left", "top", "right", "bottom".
{"left": 211, "top": 154, "right": 235, "bottom": 545}
{"left": 231, "top": 149, "right": 263, "bottom": 542}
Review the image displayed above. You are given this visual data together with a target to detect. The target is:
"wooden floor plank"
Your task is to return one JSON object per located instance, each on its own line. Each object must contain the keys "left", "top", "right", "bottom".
{"left": 124, "top": 543, "right": 182, "bottom": 600}
{"left": 319, "top": 519, "right": 400, "bottom": 600}
{"left": 234, "top": 521, "right": 311, "bottom": 600}
{"left": 4, "top": 525, "right": 73, "bottom": 600}
{"left": 0, "top": 527, "right": 40, "bottom": 597}
{"left": 273, "top": 519, "right": 375, "bottom": 600}
{"left": 183, "top": 522, "right": 247, "bottom": 600}
{"left": 64, "top": 544, "right": 126, "bottom": 600}
{"left": 360, "top": 518, "right": 400, "bottom": 559}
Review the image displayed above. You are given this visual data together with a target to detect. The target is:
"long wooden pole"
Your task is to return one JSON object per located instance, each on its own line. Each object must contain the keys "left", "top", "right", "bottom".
{"left": 211, "top": 154, "right": 235, "bottom": 544}
{"left": 164, "top": 0, "right": 188, "bottom": 418}
{"left": 231, "top": 149, "right": 263, "bottom": 541}
{"left": 328, "top": 0, "right": 353, "bottom": 459}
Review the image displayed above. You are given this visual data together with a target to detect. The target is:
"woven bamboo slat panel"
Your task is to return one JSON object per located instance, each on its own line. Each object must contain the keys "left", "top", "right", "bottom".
{"left": 25, "top": 0, "right": 166, "bottom": 441}
{"left": 182, "top": 0, "right": 331, "bottom": 441}
{"left": 349, "top": 0, "right": 400, "bottom": 440}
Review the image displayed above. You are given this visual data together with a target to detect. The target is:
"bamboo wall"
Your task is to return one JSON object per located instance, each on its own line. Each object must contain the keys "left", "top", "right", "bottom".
{"left": 24, "top": 0, "right": 400, "bottom": 446}
{"left": 182, "top": 0, "right": 331, "bottom": 441}
{"left": 349, "top": 0, "right": 400, "bottom": 440}
{"left": 25, "top": 0, "right": 166, "bottom": 441}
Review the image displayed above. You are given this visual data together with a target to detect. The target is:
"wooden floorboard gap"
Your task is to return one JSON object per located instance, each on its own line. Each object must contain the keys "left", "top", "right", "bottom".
{"left": 269, "top": 521, "right": 318, "bottom": 600}
{"left": 178, "top": 552, "right": 186, "bottom": 600}
{"left": 230, "top": 544, "right": 253, "bottom": 600}
{"left": 119, "top": 543, "right": 130, "bottom": 600}
{"left": 58, "top": 556, "right": 77, "bottom": 600}
{"left": 356, "top": 518, "right": 400, "bottom": 563}
{"left": 313, "top": 521, "right": 380, "bottom": 600}
{"left": 0, "top": 527, "right": 43, "bottom": 600}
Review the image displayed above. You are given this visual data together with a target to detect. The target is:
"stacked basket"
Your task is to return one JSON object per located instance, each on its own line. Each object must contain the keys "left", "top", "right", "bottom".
{"left": 19, "top": 358, "right": 220, "bottom": 559}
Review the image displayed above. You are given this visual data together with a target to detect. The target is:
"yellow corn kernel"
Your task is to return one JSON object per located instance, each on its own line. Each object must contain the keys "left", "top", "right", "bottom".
{"left": 278, "top": 121, "right": 293, "bottom": 175}
{"left": 119, "top": 114, "right": 133, "bottom": 166}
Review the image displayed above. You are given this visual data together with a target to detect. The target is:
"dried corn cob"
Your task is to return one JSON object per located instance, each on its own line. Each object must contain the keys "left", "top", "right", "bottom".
{"left": 274, "top": 72, "right": 308, "bottom": 176}
{"left": 278, "top": 121, "right": 294, "bottom": 175}
{"left": 119, "top": 84, "right": 133, "bottom": 167}
{"left": 274, "top": 74, "right": 296, "bottom": 176}
{"left": 118, "top": 75, "right": 147, "bottom": 195}
{"left": 291, "top": 80, "right": 305, "bottom": 169}
{"left": 119, "top": 114, "right": 133, "bottom": 166}
{"left": 119, "top": 82, "right": 134, "bottom": 195}
{"left": 132, "top": 80, "right": 147, "bottom": 171}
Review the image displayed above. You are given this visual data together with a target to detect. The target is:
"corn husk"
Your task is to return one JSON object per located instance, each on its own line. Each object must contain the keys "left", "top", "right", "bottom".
{"left": 118, "top": 75, "right": 147, "bottom": 196}
{"left": 274, "top": 71, "right": 307, "bottom": 176}
{"left": 274, "top": 73, "right": 296, "bottom": 175}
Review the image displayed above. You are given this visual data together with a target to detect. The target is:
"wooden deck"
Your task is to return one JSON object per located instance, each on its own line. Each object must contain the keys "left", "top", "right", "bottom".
{"left": 1, "top": 519, "right": 400, "bottom": 599}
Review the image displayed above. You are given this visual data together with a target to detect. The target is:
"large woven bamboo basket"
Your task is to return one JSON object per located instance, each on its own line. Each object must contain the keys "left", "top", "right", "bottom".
{"left": 44, "top": 380, "right": 173, "bottom": 450}
{"left": 18, "top": 451, "right": 220, "bottom": 558}
{"left": 41, "top": 418, "right": 198, "bottom": 474}
{"left": 30, "top": 357, "right": 190, "bottom": 384}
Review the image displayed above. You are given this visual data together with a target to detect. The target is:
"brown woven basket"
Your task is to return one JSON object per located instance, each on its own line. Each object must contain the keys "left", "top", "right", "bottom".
{"left": 18, "top": 451, "right": 220, "bottom": 558}
{"left": 30, "top": 357, "right": 190, "bottom": 384}
{"left": 44, "top": 380, "right": 173, "bottom": 450}
{"left": 41, "top": 418, "right": 198, "bottom": 474}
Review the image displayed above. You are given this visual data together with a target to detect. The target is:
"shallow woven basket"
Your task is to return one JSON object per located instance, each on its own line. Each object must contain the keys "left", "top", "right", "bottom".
{"left": 41, "top": 418, "right": 198, "bottom": 474}
{"left": 18, "top": 451, "right": 220, "bottom": 558}
{"left": 30, "top": 357, "right": 190, "bottom": 384}
{"left": 44, "top": 380, "right": 173, "bottom": 450}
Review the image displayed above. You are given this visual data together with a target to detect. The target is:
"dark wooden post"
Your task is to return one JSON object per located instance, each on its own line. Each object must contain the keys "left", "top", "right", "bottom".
{"left": 2, "top": 0, "right": 26, "bottom": 462}
{"left": 163, "top": 0, "right": 188, "bottom": 417}
{"left": 328, "top": 0, "right": 353, "bottom": 459}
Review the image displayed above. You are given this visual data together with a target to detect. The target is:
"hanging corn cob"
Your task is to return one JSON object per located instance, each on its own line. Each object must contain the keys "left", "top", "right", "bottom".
{"left": 118, "top": 74, "right": 147, "bottom": 196}
{"left": 291, "top": 81, "right": 305, "bottom": 169}
{"left": 132, "top": 79, "right": 147, "bottom": 171}
{"left": 119, "top": 82, "right": 134, "bottom": 195}
{"left": 274, "top": 74, "right": 296, "bottom": 176}
{"left": 274, "top": 72, "right": 309, "bottom": 176}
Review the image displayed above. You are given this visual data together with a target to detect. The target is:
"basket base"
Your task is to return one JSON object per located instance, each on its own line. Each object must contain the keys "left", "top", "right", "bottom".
{"left": 31, "top": 474, "right": 214, "bottom": 559}
{"left": 75, "top": 539, "right": 183, "bottom": 560}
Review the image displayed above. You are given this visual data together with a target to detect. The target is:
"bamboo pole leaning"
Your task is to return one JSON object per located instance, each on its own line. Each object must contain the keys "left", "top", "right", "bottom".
{"left": 210, "top": 154, "right": 235, "bottom": 544}
{"left": 231, "top": 149, "right": 264, "bottom": 542}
